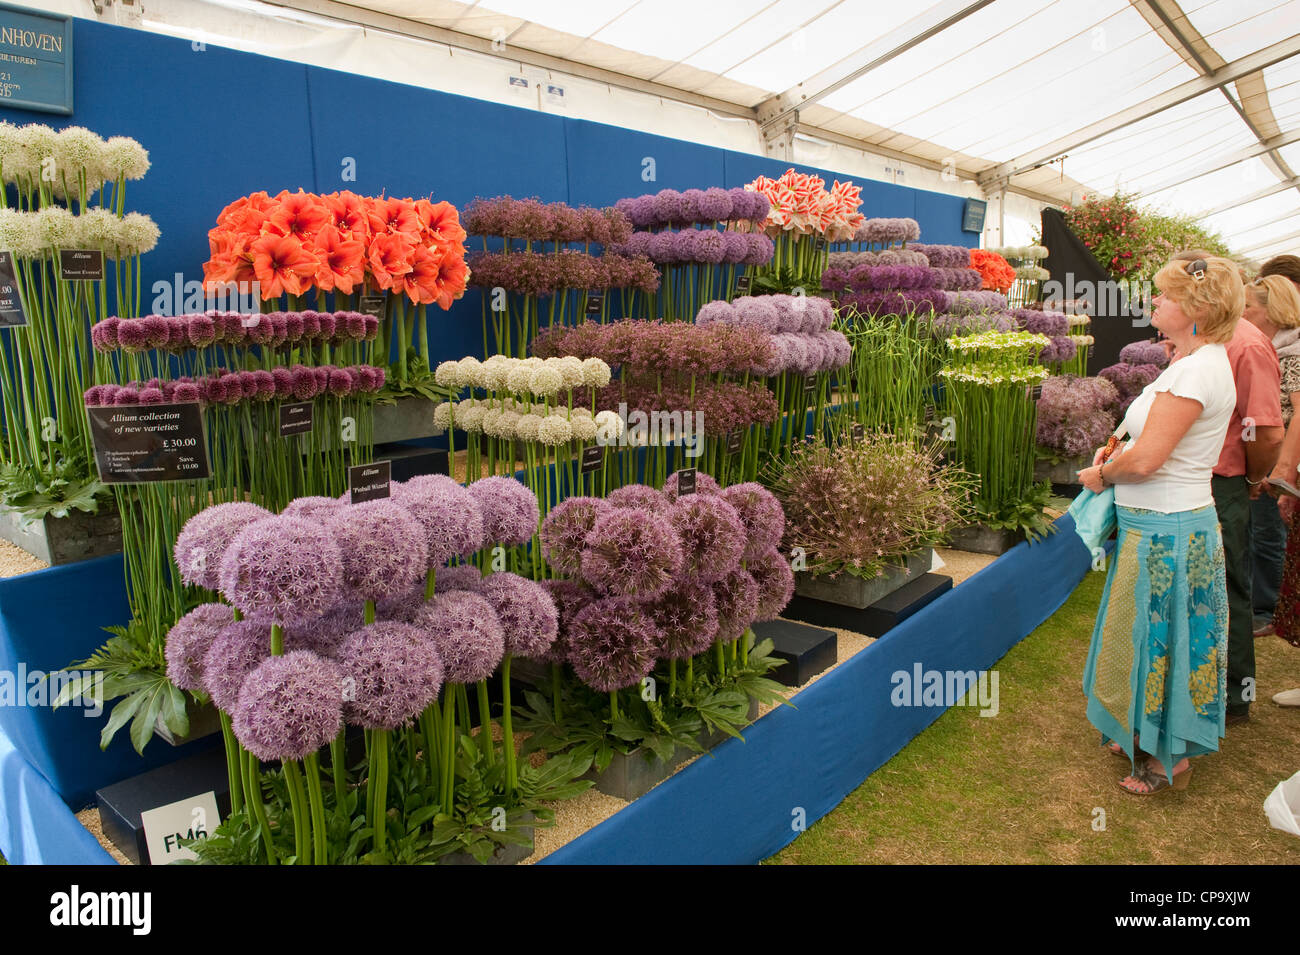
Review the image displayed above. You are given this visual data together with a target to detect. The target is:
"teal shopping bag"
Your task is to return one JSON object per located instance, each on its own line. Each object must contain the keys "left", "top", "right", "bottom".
{"left": 1067, "top": 486, "right": 1116, "bottom": 553}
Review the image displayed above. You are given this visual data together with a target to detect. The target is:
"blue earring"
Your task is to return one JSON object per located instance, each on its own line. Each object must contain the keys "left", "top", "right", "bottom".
{"left": 1193, "top": 323, "right": 1197, "bottom": 336}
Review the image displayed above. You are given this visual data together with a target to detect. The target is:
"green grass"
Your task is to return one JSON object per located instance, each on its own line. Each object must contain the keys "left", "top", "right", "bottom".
{"left": 768, "top": 570, "right": 1300, "bottom": 864}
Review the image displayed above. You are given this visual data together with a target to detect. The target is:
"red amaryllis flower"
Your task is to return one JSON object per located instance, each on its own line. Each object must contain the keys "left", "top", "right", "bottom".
{"left": 415, "top": 199, "right": 467, "bottom": 246}
{"left": 265, "top": 189, "right": 331, "bottom": 241}
{"left": 392, "top": 243, "right": 444, "bottom": 305}
{"left": 366, "top": 232, "right": 414, "bottom": 290}
{"left": 369, "top": 196, "right": 421, "bottom": 239}
{"left": 313, "top": 225, "right": 365, "bottom": 295}
{"left": 250, "top": 233, "right": 319, "bottom": 299}
{"left": 323, "top": 190, "right": 371, "bottom": 239}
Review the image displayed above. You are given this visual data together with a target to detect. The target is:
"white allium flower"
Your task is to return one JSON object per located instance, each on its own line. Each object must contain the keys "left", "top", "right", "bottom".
{"left": 529, "top": 366, "right": 563, "bottom": 397}
{"left": 117, "top": 213, "right": 159, "bottom": 258}
{"left": 53, "top": 126, "right": 106, "bottom": 186}
{"left": 570, "top": 415, "right": 597, "bottom": 442}
{"left": 498, "top": 410, "right": 521, "bottom": 434}
{"left": 538, "top": 415, "right": 573, "bottom": 446}
{"left": 515, "top": 413, "right": 543, "bottom": 442}
{"left": 434, "top": 360, "right": 461, "bottom": 389}
{"left": 100, "top": 135, "right": 150, "bottom": 181}
{"left": 568, "top": 405, "right": 593, "bottom": 419}
{"left": 522, "top": 356, "right": 543, "bottom": 368}
{"left": 74, "top": 208, "right": 118, "bottom": 253}
{"left": 506, "top": 366, "right": 534, "bottom": 394}
{"left": 17, "top": 124, "right": 56, "bottom": 180}
{"left": 0, "top": 209, "right": 42, "bottom": 259}
{"left": 594, "top": 410, "right": 625, "bottom": 442}
{"left": 0, "top": 122, "right": 25, "bottom": 182}
{"left": 432, "top": 401, "right": 454, "bottom": 431}
{"left": 35, "top": 206, "right": 76, "bottom": 248}
{"left": 581, "top": 357, "right": 612, "bottom": 388}
{"left": 556, "top": 356, "right": 585, "bottom": 389}
{"left": 482, "top": 408, "right": 505, "bottom": 437}
{"left": 459, "top": 357, "right": 485, "bottom": 389}
{"left": 456, "top": 404, "right": 486, "bottom": 433}
{"left": 484, "top": 362, "right": 513, "bottom": 392}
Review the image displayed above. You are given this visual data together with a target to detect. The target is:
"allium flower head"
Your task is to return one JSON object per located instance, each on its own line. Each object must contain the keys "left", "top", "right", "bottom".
{"left": 165, "top": 602, "right": 234, "bottom": 691}
{"left": 541, "top": 496, "right": 609, "bottom": 576}
{"left": 670, "top": 493, "right": 747, "bottom": 582}
{"left": 174, "top": 501, "right": 273, "bottom": 591}
{"left": 231, "top": 650, "right": 344, "bottom": 762}
{"left": 201, "top": 618, "right": 274, "bottom": 711}
{"left": 566, "top": 596, "right": 661, "bottom": 692}
{"left": 712, "top": 568, "right": 760, "bottom": 643}
{"left": 285, "top": 603, "right": 365, "bottom": 658}
{"left": 478, "top": 572, "right": 559, "bottom": 659}
{"left": 281, "top": 495, "right": 343, "bottom": 522}
{"left": 721, "top": 482, "right": 786, "bottom": 560}
{"left": 663, "top": 468, "right": 720, "bottom": 500}
{"left": 328, "top": 499, "right": 426, "bottom": 602}
{"left": 394, "top": 475, "right": 486, "bottom": 564}
{"left": 436, "top": 563, "right": 483, "bottom": 592}
{"left": 411, "top": 591, "right": 504, "bottom": 683}
{"left": 218, "top": 516, "right": 344, "bottom": 621}
{"left": 581, "top": 507, "right": 683, "bottom": 599}
{"left": 648, "top": 579, "right": 719, "bottom": 659}
{"left": 538, "top": 578, "right": 595, "bottom": 665}
{"left": 748, "top": 546, "right": 795, "bottom": 620}
{"left": 338, "top": 622, "right": 443, "bottom": 729}
{"left": 468, "top": 475, "right": 539, "bottom": 546}
{"left": 605, "top": 483, "right": 670, "bottom": 513}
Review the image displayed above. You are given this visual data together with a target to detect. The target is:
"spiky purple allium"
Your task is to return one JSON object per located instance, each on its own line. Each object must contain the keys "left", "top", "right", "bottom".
{"left": 467, "top": 476, "right": 540, "bottom": 546}
{"left": 748, "top": 546, "right": 795, "bottom": 621}
{"left": 411, "top": 591, "right": 504, "bottom": 684}
{"left": 566, "top": 596, "right": 662, "bottom": 692}
{"left": 174, "top": 502, "right": 273, "bottom": 590}
{"left": 218, "top": 516, "right": 344, "bottom": 621}
{"left": 285, "top": 603, "right": 365, "bottom": 658}
{"left": 1119, "top": 340, "right": 1170, "bottom": 368}
{"left": 478, "top": 572, "right": 558, "bottom": 659}
{"left": 662, "top": 469, "right": 720, "bottom": 500}
{"left": 327, "top": 499, "right": 426, "bottom": 602}
{"left": 394, "top": 477, "right": 486, "bottom": 564}
{"left": 230, "top": 650, "right": 344, "bottom": 761}
{"left": 648, "top": 579, "right": 719, "bottom": 659}
{"left": 712, "top": 568, "right": 760, "bottom": 643}
{"left": 202, "top": 618, "right": 273, "bottom": 711}
{"left": 540, "top": 497, "right": 609, "bottom": 576}
{"left": 281, "top": 495, "right": 343, "bottom": 522}
{"left": 375, "top": 584, "right": 428, "bottom": 623}
{"left": 670, "top": 494, "right": 746, "bottom": 582}
{"left": 539, "top": 579, "right": 595, "bottom": 665}
{"left": 436, "top": 563, "right": 483, "bottom": 593}
{"left": 604, "top": 483, "right": 670, "bottom": 513}
{"left": 720, "top": 482, "right": 785, "bottom": 561}
{"left": 165, "top": 603, "right": 234, "bottom": 691}
{"left": 580, "top": 507, "right": 684, "bottom": 600}
{"left": 337, "top": 622, "right": 443, "bottom": 729}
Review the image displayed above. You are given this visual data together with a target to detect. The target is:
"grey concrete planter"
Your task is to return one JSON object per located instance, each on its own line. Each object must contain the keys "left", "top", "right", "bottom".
{"left": 946, "top": 523, "right": 1022, "bottom": 556}
{"left": 440, "top": 811, "right": 536, "bottom": 865}
{"left": 793, "top": 549, "right": 933, "bottom": 609}
{"left": 154, "top": 697, "right": 221, "bottom": 746}
{"left": 0, "top": 504, "right": 122, "bottom": 565}
{"left": 1034, "top": 453, "right": 1089, "bottom": 486}
{"left": 373, "top": 396, "right": 440, "bottom": 445}
{"left": 584, "top": 746, "right": 688, "bottom": 801}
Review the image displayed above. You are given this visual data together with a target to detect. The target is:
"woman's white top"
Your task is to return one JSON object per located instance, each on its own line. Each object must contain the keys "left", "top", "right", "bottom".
{"left": 1116, "top": 343, "right": 1235, "bottom": 513}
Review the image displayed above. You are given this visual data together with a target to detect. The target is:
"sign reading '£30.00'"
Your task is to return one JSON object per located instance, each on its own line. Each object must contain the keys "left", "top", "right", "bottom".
{"left": 87, "top": 403, "right": 212, "bottom": 484}
{"left": 0, "top": 4, "right": 73, "bottom": 115}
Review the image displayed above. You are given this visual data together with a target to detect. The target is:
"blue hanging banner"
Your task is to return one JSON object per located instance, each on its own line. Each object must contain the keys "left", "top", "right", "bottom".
{"left": 0, "top": 2, "right": 72, "bottom": 115}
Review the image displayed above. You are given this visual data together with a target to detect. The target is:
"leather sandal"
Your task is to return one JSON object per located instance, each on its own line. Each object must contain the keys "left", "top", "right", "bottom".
{"left": 1120, "top": 761, "right": 1192, "bottom": 795}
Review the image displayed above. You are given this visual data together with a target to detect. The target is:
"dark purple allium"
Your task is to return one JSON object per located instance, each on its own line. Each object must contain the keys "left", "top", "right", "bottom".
{"left": 566, "top": 596, "right": 661, "bottom": 692}
{"left": 712, "top": 568, "right": 760, "bottom": 643}
{"left": 467, "top": 475, "right": 539, "bottom": 546}
{"left": 538, "top": 578, "right": 594, "bottom": 665}
{"left": 1014, "top": 308, "right": 1068, "bottom": 337}
{"left": 605, "top": 483, "right": 670, "bottom": 514}
{"left": 337, "top": 621, "right": 443, "bottom": 729}
{"left": 435, "top": 562, "right": 483, "bottom": 592}
{"left": 201, "top": 618, "right": 274, "bottom": 711}
{"left": 393, "top": 475, "right": 486, "bottom": 564}
{"left": 670, "top": 494, "right": 746, "bottom": 583}
{"left": 1036, "top": 375, "right": 1121, "bottom": 456}
{"left": 174, "top": 501, "right": 273, "bottom": 591}
{"left": 648, "top": 578, "right": 719, "bottom": 659}
{"left": 230, "top": 650, "right": 343, "bottom": 761}
{"left": 748, "top": 546, "right": 795, "bottom": 621}
{"left": 411, "top": 590, "right": 504, "bottom": 684}
{"left": 540, "top": 496, "right": 609, "bottom": 577}
{"left": 164, "top": 602, "right": 235, "bottom": 691}
{"left": 328, "top": 499, "right": 426, "bottom": 602}
{"left": 1099, "top": 362, "right": 1160, "bottom": 405}
{"left": 581, "top": 507, "right": 683, "bottom": 600}
{"left": 663, "top": 469, "right": 720, "bottom": 500}
{"left": 1119, "top": 340, "right": 1170, "bottom": 368}
{"left": 478, "top": 572, "right": 558, "bottom": 659}
{"left": 721, "top": 482, "right": 786, "bottom": 561}
{"left": 218, "top": 515, "right": 344, "bottom": 621}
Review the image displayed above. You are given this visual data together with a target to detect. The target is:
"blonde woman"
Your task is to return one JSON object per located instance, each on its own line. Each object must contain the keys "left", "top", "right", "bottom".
{"left": 1077, "top": 256, "right": 1242, "bottom": 793}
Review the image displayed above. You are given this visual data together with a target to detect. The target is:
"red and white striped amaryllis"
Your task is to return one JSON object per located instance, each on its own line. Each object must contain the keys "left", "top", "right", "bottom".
{"left": 744, "top": 169, "right": 864, "bottom": 241}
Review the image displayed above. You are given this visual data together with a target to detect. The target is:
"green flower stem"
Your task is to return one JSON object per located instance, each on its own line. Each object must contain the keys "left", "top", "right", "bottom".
{"left": 364, "top": 599, "right": 376, "bottom": 626}
{"left": 669, "top": 659, "right": 677, "bottom": 699}
{"left": 501, "top": 655, "right": 518, "bottom": 796}
{"left": 283, "top": 758, "right": 310, "bottom": 864}
{"left": 716, "top": 640, "right": 726, "bottom": 679}
{"left": 243, "top": 750, "right": 277, "bottom": 865}
{"left": 271, "top": 623, "right": 283, "bottom": 657}
{"left": 370, "top": 728, "right": 390, "bottom": 853}
{"left": 609, "top": 689, "right": 620, "bottom": 723}
{"left": 550, "top": 662, "right": 562, "bottom": 725}
{"left": 440, "top": 690, "right": 456, "bottom": 814}
{"left": 330, "top": 731, "right": 348, "bottom": 801}
{"left": 302, "top": 753, "right": 328, "bottom": 865}
{"left": 476, "top": 679, "right": 495, "bottom": 766}
{"left": 424, "top": 566, "right": 437, "bottom": 601}
{"left": 218, "top": 711, "right": 244, "bottom": 816}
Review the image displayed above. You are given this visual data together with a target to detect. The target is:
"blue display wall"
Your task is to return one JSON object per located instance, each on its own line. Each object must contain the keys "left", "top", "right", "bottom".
{"left": 0, "top": 16, "right": 975, "bottom": 367}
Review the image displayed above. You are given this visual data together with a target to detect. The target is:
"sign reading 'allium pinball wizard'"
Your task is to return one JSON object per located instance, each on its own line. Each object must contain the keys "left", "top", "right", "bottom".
{"left": 0, "top": 2, "right": 73, "bottom": 114}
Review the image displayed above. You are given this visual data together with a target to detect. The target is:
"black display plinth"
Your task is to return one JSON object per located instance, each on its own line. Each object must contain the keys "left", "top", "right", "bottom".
{"left": 784, "top": 573, "right": 952, "bottom": 637}
{"left": 375, "top": 442, "right": 449, "bottom": 483}
{"left": 752, "top": 618, "right": 837, "bottom": 686}
{"left": 95, "top": 744, "right": 229, "bottom": 865}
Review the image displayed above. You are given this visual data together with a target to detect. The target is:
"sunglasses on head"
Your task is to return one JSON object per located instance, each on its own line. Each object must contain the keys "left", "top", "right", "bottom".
{"left": 1185, "top": 259, "right": 1208, "bottom": 281}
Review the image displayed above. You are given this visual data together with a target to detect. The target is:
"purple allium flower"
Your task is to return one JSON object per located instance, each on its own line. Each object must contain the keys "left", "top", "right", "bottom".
{"left": 605, "top": 484, "right": 670, "bottom": 513}
{"left": 541, "top": 496, "right": 609, "bottom": 577}
{"left": 436, "top": 562, "right": 483, "bottom": 592}
{"left": 712, "top": 568, "right": 759, "bottom": 643}
{"left": 284, "top": 602, "right": 365, "bottom": 658}
{"left": 1119, "top": 340, "right": 1170, "bottom": 368}
{"left": 375, "top": 583, "right": 429, "bottom": 624}
{"left": 695, "top": 300, "right": 734, "bottom": 327}
{"left": 393, "top": 475, "right": 486, "bottom": 564}
{"left": 663, "top": 468, "right": 720, "bottom": 500}
{"left": 744, "top": 233, "right": 775, "bottom": 265}
{"left": 721, "top": 231, "right": 751, "bottom": 264}
{"left": 670, "top": 494, "right": 746, "bottom": 583}
{"left": 337, "top": 621, "right": 443, "bottom": 729}
{"left": 201, "top": 618, "right": 274, "bottom": 711}
{"left": 581, "top": 507, "right": 683, "bottom": 600}
{"left": 95, "top": 317, "right": 121, "bottom": 350}
{"left": 174, "top": 501, "right": 273, "bottom": 591}
{"left": 411, "top": 590, "right": 504, "bottom": 684}
{"left": 328, "top": 499, "right": 426, "bottom": 602}
{"left": 113, "top": 385, "right": 141, "bottom": 405}
{"left": 218, "top": 516, "right": 344, "bottom": 621}
{"left": 732, "top": 295, "right": 781, "bottom": 334}
{"left": 721, "top": 482, "right": 785, "bottom": 562}
{"left": 282, "top": 495, "right": 342, "bottom": 522}
{"left": 165, "top": 602, "right": 235, "bottom": 691}
{"left": 748, "top": 546, "right": 795, "bottom": 621}
{"left": 566, "top": 596, "right": 661, "bottom": 692}
{"left": 648, "top": 578, "right": 719, "bottom": 659}
{"left": 230, "top": 650, "right": 343, "bottom": 761}
{"left": 174, "top": 382, "right": 202, "bottom": 403}
{"left": 478, "top": 572, "right": 558, "bottom": 659}
{"left": 538, "top": 578, "right": 594, "bottom": 665}
{"left": 1014, "top": 308, "right": 1068, "bottom": 337}
{"left": 467, "top": 476, "right": 539, "bottom": 546}
{"left": 1099, "top": 362, "right": 1160, "bottom": 406}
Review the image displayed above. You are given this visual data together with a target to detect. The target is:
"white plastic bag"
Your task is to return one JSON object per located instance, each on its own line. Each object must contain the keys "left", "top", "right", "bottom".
{"left": 1264, "top": 770, "right": 1300, "bottom": 837}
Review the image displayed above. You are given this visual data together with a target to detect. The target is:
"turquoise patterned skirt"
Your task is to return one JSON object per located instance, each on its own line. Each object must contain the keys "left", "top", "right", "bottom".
{"left": 1081, "top": 504, "right": 1228, "bottom": 779}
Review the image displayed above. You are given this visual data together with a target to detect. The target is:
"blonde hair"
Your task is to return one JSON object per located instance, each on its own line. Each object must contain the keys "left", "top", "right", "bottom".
{"left": 1155, "top": 254, "right": 1244, "bottom": 344}
{"left": 1248, "top": 274, "right": 1300, "bottom": 330}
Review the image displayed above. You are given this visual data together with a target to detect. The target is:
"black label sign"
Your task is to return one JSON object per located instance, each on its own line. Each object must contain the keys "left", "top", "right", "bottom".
{"left": 735, "top": 275, "right": 752, "bottom": 294}
{"left": 814, "top": 238, "right": 827, "bottom": 253}
{"left": 924, "top": 404, "right": 937, "bottom": 422}
{"left": 580, "top": 444, "right": 602, "bottom": 475}
{"left": 0, "top": 252, "right": 27, "bottom": 327}
{"left": 585, "top": 291, "right": 604, "bottom": 315}
{"left": 725, "top": 430, "right": 743, "bottom": 455}
{"left": 88, "top": 402, "right": 211, "bottom": 484}
{"left": 1027, "top": 384, "right": 1044, "bottom": 402}
{"left": 676, "top": 467, "right": 697, "bottom": 496}
{"left": 59, "top": 249, "right": 104, "bottom": 281}
{"left": 349, "top": 461, "right": 391, "bottom": 503}
{"left": 851, "top": 423, "right": 865, "bottom": 444}
{"left": 279, "top": 401, "right": 313, "bottom": 437}
{"left": 359, "top": 294, "right": 385, "bottom": 318}
{"left": 803, "top": 375, "right": 817, "bottom": 396}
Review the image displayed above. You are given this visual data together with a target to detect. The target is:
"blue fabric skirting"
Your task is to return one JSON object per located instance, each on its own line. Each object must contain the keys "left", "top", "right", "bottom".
{"left": 1081, "top": 504, "right": 1228, "bottom": 779}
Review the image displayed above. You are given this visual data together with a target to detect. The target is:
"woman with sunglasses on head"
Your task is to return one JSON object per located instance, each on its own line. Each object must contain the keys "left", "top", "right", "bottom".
{"left": 1077, "top": 256, "right": 1242, "bottom": 794}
